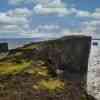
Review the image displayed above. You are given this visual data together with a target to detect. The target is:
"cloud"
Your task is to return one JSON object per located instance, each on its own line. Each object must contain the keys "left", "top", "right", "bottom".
{"left": 0, "top": 8, "right": 97, "bottom": 38}
{"left": 8, "top": 0, "right": 100, "bottom": 19}
{"left": 9, "top": 0, "right": 33, "bottom": 5}
{"left": 8, "top": 0, "right": 94, "bottom": 18}
{"left": 8, "top": 0, "right": 70, "bottom": 16}
{"left": 33, "top": 0, "right": 71, "bottom": 16}
{"left": 0, "top": 8, "right": 33, "bottom": 38}
{"left": 33, "top": 0, "right": 100, "bottom": 18}
{"left": 61, "top": 29, "right": 85, "bottom": 36}
{"left": 92, "top": 8, "right": 100, "bottom": 19}
{"left": 30, "top": 23, "right": 91, "bottom": 38}
{"left": 0, "top": 8, "right": 31, "bottom": 24}
{"left": 33, "top": 0, "right": 100, "bottom": 19}
{"left": 60, "top": 19, "right": 100, "bottom": 38}
{"left": 35, "top": 24, "right": 60, "bottom": 31}
{"left": 3, "top": 0, "right": 100, "bottom": 39}
{"left": 29, "top": 24, "right": 61, "bottom": 37}
{"left": 75, "top": 8, "right": 100, "bottom": 19}
{"left": 25, "top": 24, "right": 77, "bottom": 39}
{"left": 81, "top": 20, "right": 100, "bottom": 37}
{"left": 34, "top": 4, "right": 69, "bottom": 16}
{"left": 7, "top": 8, "right": 32, "bottom": 17}
{"left": 75, "top": 10, "right": 91, "bottom": 17}
{"left": 0, "top": 8, "right": 99, "bottom": 38}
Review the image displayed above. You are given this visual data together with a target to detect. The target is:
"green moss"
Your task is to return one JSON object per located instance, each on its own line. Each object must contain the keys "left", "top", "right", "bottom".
{"left": 22, "top": 44, "right": 39, "bottom": 50}
{"left": 25, "top": 66, "right": 49, "bottom": 77}
{"left": 0, "top": 61, "right": 32, "bottom": 75}
{"left": 33, "top": 79, "right": 64, "bottom": 93}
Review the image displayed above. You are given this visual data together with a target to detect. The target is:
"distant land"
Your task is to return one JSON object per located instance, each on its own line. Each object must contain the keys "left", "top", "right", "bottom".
{"left": 0, "top": 38, "right": 47, "bottom": 49}
{"left": 0, "top": 37, "right": 100, "bottom": 50}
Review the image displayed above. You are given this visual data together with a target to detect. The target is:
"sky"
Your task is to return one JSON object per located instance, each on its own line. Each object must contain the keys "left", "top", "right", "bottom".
{"left": 0, "top": 0, "right": 100, "bottom": 38}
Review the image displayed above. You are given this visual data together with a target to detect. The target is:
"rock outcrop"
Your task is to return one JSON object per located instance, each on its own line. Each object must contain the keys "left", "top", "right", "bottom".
{"left": 9, "top": 35, "right": 91, "bottom": 87}
{"left": 0, "top": 43, "right": 8, "bottom": 53}
{"left": 34, "top": 36, "right": 91, "bottom": 85}
{"left": 0, "top": 35, "right": 94, "bottom": 100}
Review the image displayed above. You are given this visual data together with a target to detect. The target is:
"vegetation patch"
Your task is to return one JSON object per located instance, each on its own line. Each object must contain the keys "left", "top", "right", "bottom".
{"left": 25, "top": 66, "right": 49, "bottom": 77}
{"left": 33, "top": 79, "right": 64, "bottom": 93}
{"left": 0, "top": 61, "right": 32, "bottom": 75}
{"left": 22, "top": 44, "right": 39, "bottom": 50}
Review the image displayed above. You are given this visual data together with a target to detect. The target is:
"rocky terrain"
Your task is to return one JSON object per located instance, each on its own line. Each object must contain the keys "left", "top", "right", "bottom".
{"left": 87, "top": 41, "right": 100, "bottom": 100}
{"left": 0, "top": 36, "right": 95, "bottom": 100}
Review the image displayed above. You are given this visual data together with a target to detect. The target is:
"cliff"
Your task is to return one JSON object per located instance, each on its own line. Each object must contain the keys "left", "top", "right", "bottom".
{"left": 12, "top": 36, "right": 91, "bottom": 82}
{"left": 0, "top": 35, "right": 95, "bottom": 100}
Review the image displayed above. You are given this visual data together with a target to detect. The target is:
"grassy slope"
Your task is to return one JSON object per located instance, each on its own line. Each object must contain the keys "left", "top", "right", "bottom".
{"left": 0, "top": 41, "right": 93, "bottom": 100}
{"left": 0, "top": 43, "right": 65, "bottom": 93}
{"left": 0, "top": 43, "right": 39, "bottom": 75}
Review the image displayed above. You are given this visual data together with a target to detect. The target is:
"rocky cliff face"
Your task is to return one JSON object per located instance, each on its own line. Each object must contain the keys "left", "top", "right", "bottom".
{"left": 35, "top": 36, "right": 91, "bottom": 83}
{"left": 0, "top": 35, "right": 93, "bottom": 100}
{"left": 7, "top": 36, "right": 92, "bottom": 86}
{"left": 15, "top": 36, "right": 91, "bottom": 84}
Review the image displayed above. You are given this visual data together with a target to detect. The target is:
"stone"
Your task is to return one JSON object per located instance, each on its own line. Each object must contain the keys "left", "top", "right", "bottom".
{"left": 0, "top": 43, "right": 8, "bottom": 53}
{"left": 34, "top": 35, "right": 91, "bottom": 88}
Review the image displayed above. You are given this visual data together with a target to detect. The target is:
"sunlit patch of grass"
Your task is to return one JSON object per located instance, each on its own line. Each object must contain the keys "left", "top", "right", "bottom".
{"left": 25, "top": 66, "right": 49, "bottom": 77}
{"left": 14, "top": 52, "right": 22, "bottom": 56}
{"left": 0, "top": 61, "right": 32, "bottom": 75}
{"left": 33, "top": 79, "right": 64, "bottom": 93}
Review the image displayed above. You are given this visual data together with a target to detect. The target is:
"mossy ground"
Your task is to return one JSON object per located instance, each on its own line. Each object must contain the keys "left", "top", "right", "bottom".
{"left": 0, "top": 60, "right": 93, "bottom": 100}
{"left": 0, "top": 61, "right": 32, "bottom": 75}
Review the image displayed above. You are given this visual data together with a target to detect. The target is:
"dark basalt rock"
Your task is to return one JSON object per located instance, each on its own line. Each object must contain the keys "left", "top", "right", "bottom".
{"left": 0, "top": 43, "right": 8, "bottom": 53}
{"left": 35, "top": 36, "right": 91, "bottom": 85}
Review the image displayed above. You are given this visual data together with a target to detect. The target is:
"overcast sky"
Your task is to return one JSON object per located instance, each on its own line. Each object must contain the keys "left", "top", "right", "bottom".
{"left": 0, "top": 0, "right": 100, "bottom": 38}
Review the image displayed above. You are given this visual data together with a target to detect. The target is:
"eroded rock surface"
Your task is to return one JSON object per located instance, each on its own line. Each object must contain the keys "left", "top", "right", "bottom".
{"left": 0, "top": 35, "right": 94, "bottom": 100}
{"left": 87, "top": 41, "right": 100, "bottom": 100}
